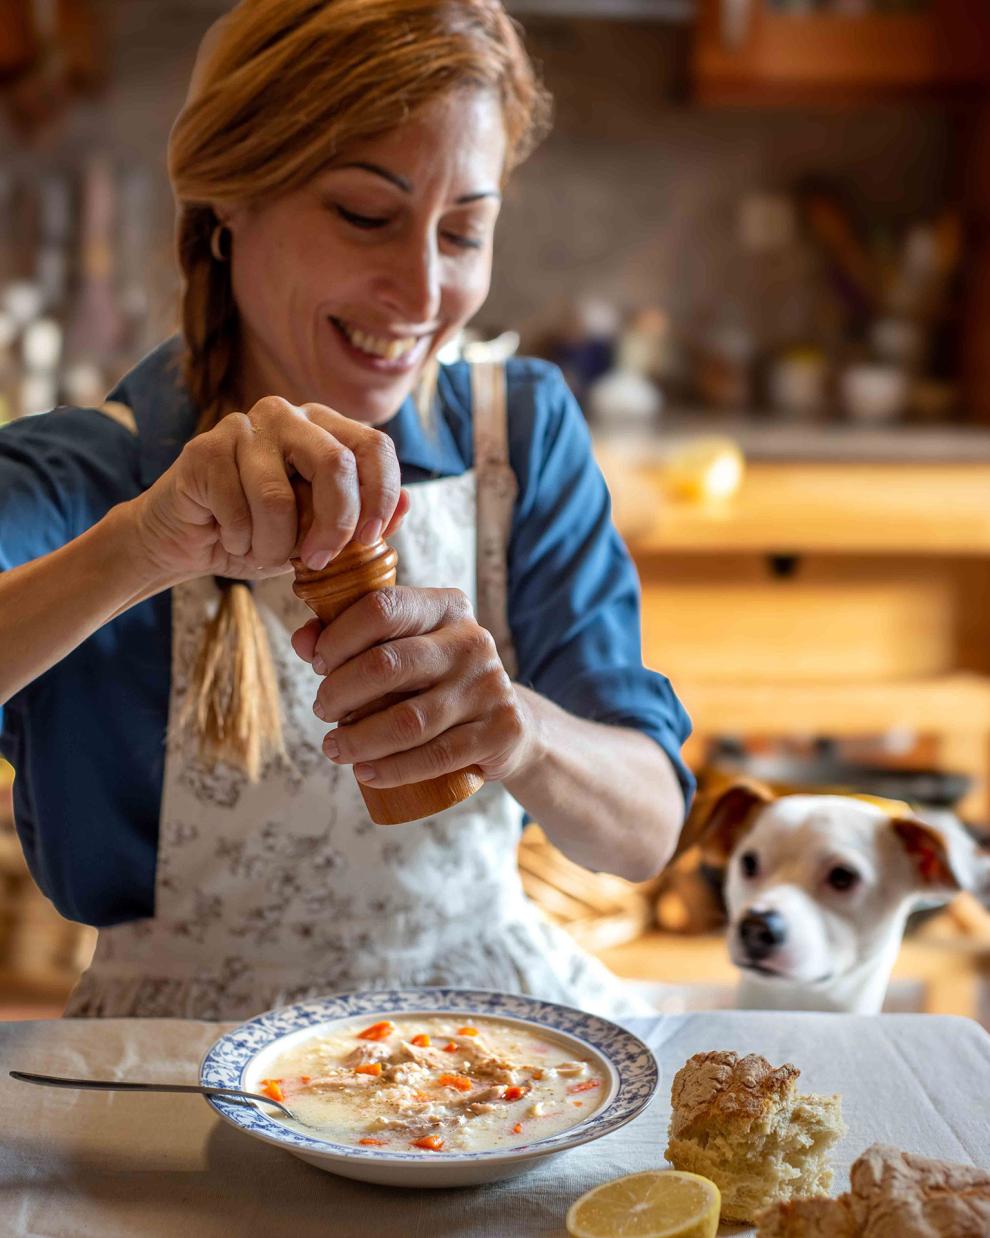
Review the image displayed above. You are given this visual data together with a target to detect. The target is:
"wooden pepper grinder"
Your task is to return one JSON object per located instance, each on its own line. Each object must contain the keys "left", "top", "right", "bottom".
{"left": 292, "top": 527, "right": 484, "bottom": 825}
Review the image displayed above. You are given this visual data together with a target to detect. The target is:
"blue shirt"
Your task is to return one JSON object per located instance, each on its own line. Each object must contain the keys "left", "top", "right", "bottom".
{"left": 0, "top": 338, "right": 694, "bottom": 927}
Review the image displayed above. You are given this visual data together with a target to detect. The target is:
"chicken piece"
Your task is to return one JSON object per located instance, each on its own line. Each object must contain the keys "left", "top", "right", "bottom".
{"left": 554, "top": 1061, "right": 588, "bottom": 1077}
{"left": 367, "top": 1112, "right": 466, "bottom": 1141}
{"left": 382, "top": 1061, "right": 431, "bottom": 1087}
{"left": 343, "top": 1042, "right": 393, "bottom": 1069}
{"left": 304, "top": 1069, "right": 368, "bottom": 1092}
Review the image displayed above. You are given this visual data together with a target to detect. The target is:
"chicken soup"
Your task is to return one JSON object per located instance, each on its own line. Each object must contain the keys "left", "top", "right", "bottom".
{"left": 259, "top": 1014, "right": 609, "bottom": 1153}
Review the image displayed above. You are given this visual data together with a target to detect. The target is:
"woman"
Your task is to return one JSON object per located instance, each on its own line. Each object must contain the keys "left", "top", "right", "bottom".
{"left": 0, "top": 0, "right": 693, "bottom": 1020}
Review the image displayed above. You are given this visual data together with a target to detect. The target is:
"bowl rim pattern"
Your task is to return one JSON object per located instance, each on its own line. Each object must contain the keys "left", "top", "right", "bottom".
{"left": 199, "top": 986, "right": 659, "bottom": 1164}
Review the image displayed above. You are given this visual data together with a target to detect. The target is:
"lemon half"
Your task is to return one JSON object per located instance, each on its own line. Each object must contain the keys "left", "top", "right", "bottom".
{"left": 566, "top": 1169, "right": 721, "bottom": 1238}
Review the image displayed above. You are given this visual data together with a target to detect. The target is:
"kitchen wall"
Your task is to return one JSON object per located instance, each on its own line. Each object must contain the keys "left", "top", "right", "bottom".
{"left": 4, "top": 4, "right": 957, "bottom": 377}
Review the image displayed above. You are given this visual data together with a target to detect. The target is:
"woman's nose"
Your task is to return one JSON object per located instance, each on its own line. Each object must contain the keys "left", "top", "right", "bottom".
{"left": 378, "top": 237, "right": 442, "bottom": 326}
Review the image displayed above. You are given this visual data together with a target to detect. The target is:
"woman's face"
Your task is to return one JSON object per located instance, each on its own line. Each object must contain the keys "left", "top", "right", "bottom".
{"left": 223, "top": 90, "right": 506, "bottom": 425}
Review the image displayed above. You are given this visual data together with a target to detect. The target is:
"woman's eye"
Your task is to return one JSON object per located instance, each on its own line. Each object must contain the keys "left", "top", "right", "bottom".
{"left": 335, "top": 205, "right": 389, "bottom": 230}
{"left": 826, "top": 865, "right": 860, "bottom": 892}
{"left": 740, "top": 851, "right": 759, "bottom": 879}
{"left": 443, "top": 231, "right": 483, "bottom": 251}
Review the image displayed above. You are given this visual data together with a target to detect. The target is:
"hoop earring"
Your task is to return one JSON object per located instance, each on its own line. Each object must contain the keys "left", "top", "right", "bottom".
{"left": 210, "top": 223, "right": 232, "bottom": 262}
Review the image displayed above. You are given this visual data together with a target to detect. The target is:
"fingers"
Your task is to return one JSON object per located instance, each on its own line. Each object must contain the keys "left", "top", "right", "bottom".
{"left": 310, "top": 611, "right": 523, "bottom": 783}
{"left": 349, "top": 700, "right": 525, "bottom": 787}
{"left": 291, "top": 617, "right": 323, "bottom": 664}
{"left": 234, "top": 419, "right": 299, "bottom": 566}
{"left": 312, "top": 586, "right": 473, "bottom": 677}
{"left": 352, "top": 723, "right": 485, "bottom": 789}
{"left": 314, "top": 631, "right": 450, "bottom": 720}
{"left": 186, "top": 396, "right": 406, "bottom": 572}
{"left": 182, "top": 419, "right": 254, "bottom": 558}
{"left": 383, "top": 488, "right": 411, "bottom": 538}
{"left": 294, "top": 403, "right": 402, "bottom": 564}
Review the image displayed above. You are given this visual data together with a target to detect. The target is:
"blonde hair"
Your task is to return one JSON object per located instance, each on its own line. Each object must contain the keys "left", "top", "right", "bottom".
{"left": 168, "top": 0, "right": 551, "bottom": 778}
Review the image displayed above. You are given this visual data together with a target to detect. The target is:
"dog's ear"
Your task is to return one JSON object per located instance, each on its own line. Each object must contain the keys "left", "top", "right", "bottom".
{"left": 890, "top": 816, "right": 990, "bottom": 895}
{"left": 672, "top": 777, "right": 775, "bottom": 867}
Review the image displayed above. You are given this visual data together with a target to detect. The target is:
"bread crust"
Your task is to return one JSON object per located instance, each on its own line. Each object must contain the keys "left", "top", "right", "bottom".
{"left": 669, "top": 1051, "right": 801, "bottom": 1135}
{"left": 665, "top": 1051, "right": 844, "bottom": 1224}
{"left": 757, "top": 1143, "right": 990, "bottom": 1237}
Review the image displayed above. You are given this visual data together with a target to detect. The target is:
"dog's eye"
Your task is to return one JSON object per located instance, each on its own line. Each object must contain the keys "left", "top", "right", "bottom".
{"left": 740, "top": 851, "right": 759, "bottom": 878}
{"left": 826, "top": 865, "right": 860, "bottom": 892}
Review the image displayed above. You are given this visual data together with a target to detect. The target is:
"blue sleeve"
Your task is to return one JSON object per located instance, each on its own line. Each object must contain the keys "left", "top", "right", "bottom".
{"left": 0, "top": 407, "right": 141, "bottom": 731}
{"left": 505, "top": 360, "right": 695, "bottom": 807}
{"left": 0, "top": 407, "right": 140, "bottom": 569}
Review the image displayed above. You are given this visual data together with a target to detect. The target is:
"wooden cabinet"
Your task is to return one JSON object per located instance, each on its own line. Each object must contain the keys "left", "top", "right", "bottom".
{"left": 600, "top": 454, "right": 990, "bottom": 819}
{"left": 694, "top": 1, "right": 990, "bottom": 104}
{"left": 0, "top": 0, "right": 39, "bottom": 78}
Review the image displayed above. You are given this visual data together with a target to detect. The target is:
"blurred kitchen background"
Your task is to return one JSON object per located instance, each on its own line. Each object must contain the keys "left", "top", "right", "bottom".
{"left": 2, "top": 0, "right": 990, "bottom": 1023}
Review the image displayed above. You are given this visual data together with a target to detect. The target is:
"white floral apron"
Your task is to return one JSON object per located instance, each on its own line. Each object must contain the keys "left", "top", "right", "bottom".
{"left": 65, "top": 364, "right": 652, "bottom": 1022}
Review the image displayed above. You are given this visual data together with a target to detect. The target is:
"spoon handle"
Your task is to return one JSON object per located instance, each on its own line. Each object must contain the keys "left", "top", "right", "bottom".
{"left": 9, "top": 1069, "right": 293, "bottom": 1119}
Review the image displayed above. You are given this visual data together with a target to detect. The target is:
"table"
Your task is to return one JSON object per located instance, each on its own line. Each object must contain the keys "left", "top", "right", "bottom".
{"left": 2, "top": 1012, "right": 988, "bottom": 1237}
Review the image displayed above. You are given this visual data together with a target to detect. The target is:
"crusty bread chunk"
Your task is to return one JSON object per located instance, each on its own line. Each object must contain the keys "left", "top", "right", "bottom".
{"left": 757, "top": 1143, "right": 990, "bottom": 1237}
{"left": 664, "top": 1050, "right": 845, "bottom": 1224}
{"left": 756, "top": 1196, "right": 857, "bottom": 1237}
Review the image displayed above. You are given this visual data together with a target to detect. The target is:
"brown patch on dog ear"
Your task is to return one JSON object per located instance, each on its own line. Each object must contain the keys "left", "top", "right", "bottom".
{"left": 891, "top": 817, "right": 959, "bottom": 890}
{"left": 672, "top": 777, "right": 775, "bottom": 867}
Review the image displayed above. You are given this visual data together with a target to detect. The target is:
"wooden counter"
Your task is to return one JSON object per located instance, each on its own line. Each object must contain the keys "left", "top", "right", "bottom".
{"left": 599, "top": 454, "right": 990, "bottom": 819}
{"left": 604, "top": 458, "right": 990, "bottom": 556}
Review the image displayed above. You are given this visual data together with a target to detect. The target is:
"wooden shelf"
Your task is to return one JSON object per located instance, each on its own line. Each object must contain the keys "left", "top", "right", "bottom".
{"left": 694, "top": 0, "right": 990, "bottom": 105}
{"left": 599, "top": 457, "right": 990, "bottom": 557}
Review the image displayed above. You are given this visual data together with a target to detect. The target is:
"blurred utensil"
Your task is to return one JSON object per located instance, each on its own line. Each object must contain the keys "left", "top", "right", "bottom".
{"left": 9, "top": 1069, "right": 297, "bottom": 1121}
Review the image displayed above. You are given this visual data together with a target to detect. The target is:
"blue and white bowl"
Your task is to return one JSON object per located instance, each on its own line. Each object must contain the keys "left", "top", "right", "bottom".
{"left": 200, "top": 987, "right": 659, "bottom": 1187}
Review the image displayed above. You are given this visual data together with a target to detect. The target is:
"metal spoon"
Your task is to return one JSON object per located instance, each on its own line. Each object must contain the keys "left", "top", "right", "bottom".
{"left": 9, "top": 1069, "right": 299, "bottom": 1121}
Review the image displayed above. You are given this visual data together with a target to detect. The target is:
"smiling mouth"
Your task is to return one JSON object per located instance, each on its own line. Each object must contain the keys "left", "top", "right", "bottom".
{"left": 330, "top": 316, "right": 428, "bottom": 362}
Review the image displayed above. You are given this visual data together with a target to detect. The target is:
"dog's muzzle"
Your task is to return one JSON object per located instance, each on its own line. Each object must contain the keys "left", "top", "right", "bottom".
{"left": 738, "top": 909, "right": 787, "bottom": 961}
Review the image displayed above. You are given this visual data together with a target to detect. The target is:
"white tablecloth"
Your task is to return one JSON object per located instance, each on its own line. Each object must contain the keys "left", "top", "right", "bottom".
{"left": 1, "top": 1012, "right": 988, "bottom": 1237}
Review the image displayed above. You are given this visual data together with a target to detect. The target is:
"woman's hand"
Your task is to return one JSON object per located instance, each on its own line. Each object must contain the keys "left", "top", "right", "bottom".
{"left": 291, "top": 587, "right": 539, "bottom": 786}
{"left": 126, "top": 396, "right": 409, "bottom": 584}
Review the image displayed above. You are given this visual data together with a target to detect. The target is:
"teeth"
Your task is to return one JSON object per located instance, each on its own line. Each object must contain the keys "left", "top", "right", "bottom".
{"left": 340, "top": 321, "right": 418, "bottom": 360}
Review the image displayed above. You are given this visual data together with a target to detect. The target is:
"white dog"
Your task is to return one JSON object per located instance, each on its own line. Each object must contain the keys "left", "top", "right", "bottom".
{"left": 682, "top": 779, "right": 990, "bottom": 1014}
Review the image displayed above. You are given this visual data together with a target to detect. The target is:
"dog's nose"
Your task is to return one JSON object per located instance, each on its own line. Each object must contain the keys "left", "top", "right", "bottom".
{"left": 738, "top": 910, "right": 787, "bottom": 960}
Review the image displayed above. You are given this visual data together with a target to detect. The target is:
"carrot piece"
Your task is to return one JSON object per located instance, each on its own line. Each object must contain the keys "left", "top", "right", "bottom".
{"left": 572, "top": 1100, "right": 584, "bottom": 1107}
{"left": 443, "top": 1042, "right": 458, "bottom": 1053}
{"left": 355, "top": 1062, "right": 383, "bottom": 1077}
{"left": 300, "top": 1076, "right": 311, "bottom": 1085}
{"left": 259, "top": 1079, "right": 285, "bottom": 1102}
{"left": 457, "top": 1026, "right": 479, "bottom": 1036}
{"left": 438, "top": 1073, "right": 473, "bottom": 1092}
{"left": 512, "top": 1122, "right": 523, "bottom": 1135}
{"left": 411, "top": 1135, "right": 445, "bottom": 1151}
{"left": 359, "top": 1137, "right": 387, "bottom": 1146}
{"left": 567, "top": 1079, "right": 601, "bottom": 1095}
{"left": 357, "top": 1020, "right": 395, "bottom": 1041}
{"left": 410, "top": 1033, "right": 431, "bottom": 1048}
{"left": 502, "top": 1085, "right": 526, "bottom": 1101}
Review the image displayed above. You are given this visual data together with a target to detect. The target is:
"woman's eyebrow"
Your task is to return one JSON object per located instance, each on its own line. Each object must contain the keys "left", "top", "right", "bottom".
{"left": 337, "top": 160, "right": 501, "bottom": 204}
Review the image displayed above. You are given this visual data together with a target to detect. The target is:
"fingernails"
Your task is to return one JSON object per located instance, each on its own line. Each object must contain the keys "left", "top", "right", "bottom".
{"left": 306, "top": 549, "right": 332, "bottom": 572}
{"left": 323, "top": 734, "right": 340, "bottom": 760}
{"left": 312, "top": 655, "right": 327, "bottom": 676}
{"left": 354, "top": 763, "right": 377, "bottom": 784}
{"left": 356, "top": 518, "right": 383, "bottom": 547}
{"left": 313, "top": 700, "right": 326, "bottom": 721}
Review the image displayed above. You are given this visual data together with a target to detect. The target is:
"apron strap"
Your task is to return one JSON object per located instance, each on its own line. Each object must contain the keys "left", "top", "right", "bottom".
{"left": 471, "top": 362, "right": 518, "bottom": 680}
